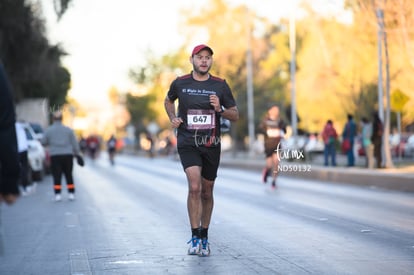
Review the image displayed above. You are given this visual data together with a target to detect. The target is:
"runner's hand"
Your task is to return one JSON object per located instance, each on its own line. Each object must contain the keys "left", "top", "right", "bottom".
{"left": 209, "top": 95, "right": 221, "bottom": 112}
{"left": 0, "top": 194, "right": 19, "bottom": 205}
{"left": 171, "top": 117, "right": 183, "bottom": 128}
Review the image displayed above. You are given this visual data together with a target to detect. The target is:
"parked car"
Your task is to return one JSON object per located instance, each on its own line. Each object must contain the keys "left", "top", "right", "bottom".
{"left": 390, "top": 133, "right": 409, "bottom": 158}
{"left": 22, "top": 123, "right": 46, "bottom": 181}
{"left": 282, "top": 134, "right": 324, "bottom": 162}
{"left": 29, "top": 122, "right": 45, "bottom": 141}
{"left": 29, "top": 122, "right": 51, "bottom": 174}
{"left": 282, "top": 135, "right": 307, "bottom": 150}
{"left": 404, "top": 134, "right": 414, "bottom": 158}
{"left": 304, "top": 134, "right": 324, "bottom": 154}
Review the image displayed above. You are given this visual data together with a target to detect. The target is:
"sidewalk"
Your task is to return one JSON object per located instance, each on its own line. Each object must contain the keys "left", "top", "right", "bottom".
{"left": 220, "top": 151, "right": 414, "bottom": 192}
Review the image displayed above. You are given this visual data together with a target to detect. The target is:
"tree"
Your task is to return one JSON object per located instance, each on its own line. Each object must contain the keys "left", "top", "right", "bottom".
{"left": 347, "top": 0, "right": 412, "bottom": 167}
{"left": 125, "top": 93, "right": 156, "bottom": 134}
{"left": 106, "top": 86, "right": 131, "bottom": 138}
{"left": 0, "top": 0, "right": 70, "bottom": 107}
{"left": 182, "top": 0, "right": 292, "bottom": 148}
{"left": 124, "top": 0, "right": 299, "bottom": 149}
{"left": 374, "top": 0, "right": 393, "bottom": 168}
{"left": 123, "top": 0, "right": 414, "bottom": 155}
{"left": 127, "top": 50, "right": 186, "bottom": 131}
{"left": 53, "top": 0, "right": 72, "bottom": 20}
{"left": 348, "top": 0, "right": 414, "bottom": 126}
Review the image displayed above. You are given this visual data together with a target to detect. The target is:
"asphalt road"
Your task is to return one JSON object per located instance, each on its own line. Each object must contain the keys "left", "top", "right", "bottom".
{"left": 1, "top": 154, "right": 413, "bottom": 275}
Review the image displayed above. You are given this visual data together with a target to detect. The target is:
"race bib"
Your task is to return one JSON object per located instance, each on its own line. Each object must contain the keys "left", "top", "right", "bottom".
{"left": 187, "top": 109, "right": 216, "bottom": 130}
{"left": 267, "top": 128, "right": 284, "bottom": 138}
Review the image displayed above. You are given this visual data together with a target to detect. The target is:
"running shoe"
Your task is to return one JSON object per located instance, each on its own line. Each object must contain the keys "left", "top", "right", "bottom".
{"left": 271, "top": 180, "right": 277, "bottom": 190}
{"left": 199, "top": 238, "right": 210, "bottom": 257}
{"left": 54, "top": 194, "right": 62, "bottom": 202}
{"left": 68, "top": 193, "right": 75, "bottom": 201}
{"left": 187, "top": 237, "right": 200, "bottom": 255}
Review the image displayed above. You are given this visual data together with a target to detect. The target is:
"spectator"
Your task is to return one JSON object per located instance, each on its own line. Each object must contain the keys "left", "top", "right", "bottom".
{"left": 361, "top": 117, "right": 374, "bottom": 168}
{"left": 390, "top": 127, "right": 401, "bottom": 158}
{"left": 15, "top": 121, "right": 31, "bottom": 195}
{"left": 0, "top": 60, "right": 20, "bottom": 205}
{"left": 321, "top": 120, "right": 338, "bottom": 166}
{"left": 0, "top": 58, "right": 20, "bottom": 256}
{"left": 43, "top": 111, "right": 81, "bottom": 201}
{"left": 342, "top": 114, "right": 357, "bottom": 167}
{"left": 371, "top": 112, "right": 383, "bottom": 168}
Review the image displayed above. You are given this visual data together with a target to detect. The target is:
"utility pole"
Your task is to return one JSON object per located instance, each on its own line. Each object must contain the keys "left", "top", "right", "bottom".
{"left": 289, "top": 7, "right": 298, "bottom": 140}
{"left": 246, "top": 7, "right": 255, "bottom": 155}
{"left": 375, "top": 8, "right": 384, "bottom": 121}
{"left": 376, "top": 4, "right": 394, "bottom": 168}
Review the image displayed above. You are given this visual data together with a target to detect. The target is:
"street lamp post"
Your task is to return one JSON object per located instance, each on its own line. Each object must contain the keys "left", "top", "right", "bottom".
{"left": 290, "top": 7, "right": 298, "bottom": 141}
{"left": 375, "top": 7, "right": 394, "bottom": 168}
{"left": 246, "top": 7, "right": 255, "bottom": 155}
{"left": 375, "top": 5, "right": 394, "bottom": 168}
{"left": 376, "top": 8, "right": 384, "bottom": 121}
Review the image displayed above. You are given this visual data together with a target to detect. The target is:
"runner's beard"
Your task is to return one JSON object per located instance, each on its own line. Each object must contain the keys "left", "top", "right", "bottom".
{"left": 194, "top": 65, "right": 210, "bottom": 75}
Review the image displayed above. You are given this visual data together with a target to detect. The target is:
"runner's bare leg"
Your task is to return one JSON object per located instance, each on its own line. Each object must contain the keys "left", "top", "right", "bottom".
{"left": 185, "top": 166, "right": 203, "bottom": 229}
{"left": 201, "top": 177, "right": 214, "bottom": 228}
{"left": 272, "top": 153, "right": 280, "bottom": 181}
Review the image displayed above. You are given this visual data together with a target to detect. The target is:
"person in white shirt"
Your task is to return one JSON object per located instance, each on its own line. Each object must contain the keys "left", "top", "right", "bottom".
{"left": 15, "top": 121, "right": 31, "bottom": 195}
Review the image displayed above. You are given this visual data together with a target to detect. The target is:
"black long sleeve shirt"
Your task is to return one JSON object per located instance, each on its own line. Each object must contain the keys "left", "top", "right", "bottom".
{"left": 0, "top": 61, "right": 20, "bottom": 195}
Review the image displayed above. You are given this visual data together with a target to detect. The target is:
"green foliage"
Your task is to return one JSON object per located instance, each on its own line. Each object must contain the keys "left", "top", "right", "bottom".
{"left": 124, "top": 0, "right": 414, "bottom": 142}
{"left": 181, "top": 0, "right": 293, "bottom": 145}
{"left": 0, "top": 0, "right": 70, "bottom": 108}
{"left": 354, "top": 83, "right": 379, "bottom": 122}
{"left": 53, "top": 0, "right": 72, "bottom": 20}
{"left": 126, "top": 48, "right": 189, "bottom": 132}
{"left": 125, "top": 93, "right": 157, "bottom": 133}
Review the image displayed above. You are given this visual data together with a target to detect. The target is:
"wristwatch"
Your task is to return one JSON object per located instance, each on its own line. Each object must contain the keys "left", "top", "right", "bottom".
{"left": 217, "top": 107, "right": 224, "bottom": 114}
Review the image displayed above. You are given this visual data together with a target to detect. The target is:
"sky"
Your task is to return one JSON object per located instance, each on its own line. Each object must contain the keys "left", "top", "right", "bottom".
{"left": 40, "top": 0, "right": 348, "bottom": 107}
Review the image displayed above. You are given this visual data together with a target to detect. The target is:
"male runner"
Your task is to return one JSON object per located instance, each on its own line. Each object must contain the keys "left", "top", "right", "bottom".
{"left": 164, "top": 44, "right": 239, "bottom": 256}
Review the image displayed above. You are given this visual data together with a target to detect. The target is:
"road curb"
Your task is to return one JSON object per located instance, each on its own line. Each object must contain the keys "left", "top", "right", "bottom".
{"left": 220, "top": 159, "right": 414, "bottom": 193}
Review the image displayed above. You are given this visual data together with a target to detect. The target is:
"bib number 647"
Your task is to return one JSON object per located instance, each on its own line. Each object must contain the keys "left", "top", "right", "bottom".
{"left": 187, "top": 109, "right": 215, "bottom": 129}
{"left": 192, "top": 115, "right": 207, "bottom": 123}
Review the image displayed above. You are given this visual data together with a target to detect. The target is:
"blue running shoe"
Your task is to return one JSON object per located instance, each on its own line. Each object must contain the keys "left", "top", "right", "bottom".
{"left": 199, "top": 238, "right": 210, "bottom": 257}
{"left": 187, "top": 237, "right": 200, "bottom": 255}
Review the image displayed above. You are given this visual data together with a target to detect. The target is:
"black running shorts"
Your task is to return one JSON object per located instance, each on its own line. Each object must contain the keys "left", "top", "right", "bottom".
{"left": 177, "top": 146, "right": 221, "bottom": 181}
{"left": 264, "top": 137, "right": 282, "bottom": 158}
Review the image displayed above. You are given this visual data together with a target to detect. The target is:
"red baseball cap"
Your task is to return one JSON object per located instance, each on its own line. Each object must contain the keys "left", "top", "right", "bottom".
{"left": 191, "top": 44, "right": 214, "bottom": 56}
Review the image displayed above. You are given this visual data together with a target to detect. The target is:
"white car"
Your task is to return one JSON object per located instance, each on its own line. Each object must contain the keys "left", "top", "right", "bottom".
{"left": 29, "top": 122, "right": 45, "bottom": 141}
{"left": 404, "top": 134, "right": 414, "bottom": 158}
{"left": 305, "top": 136, "right": 325, "bottom": 154}
{"left": 22, "top": 123, "right": 46, "bottom": 181}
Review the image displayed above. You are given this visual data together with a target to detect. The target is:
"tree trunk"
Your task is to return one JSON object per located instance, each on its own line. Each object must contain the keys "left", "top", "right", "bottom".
{"left": 382, "top": 16, "right": 394, "bottom": 168}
